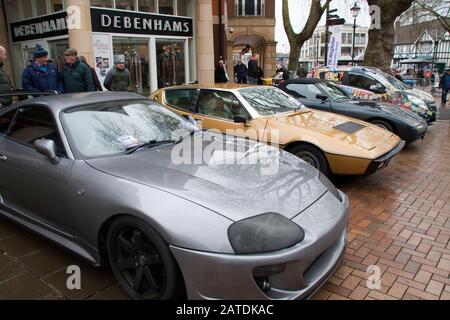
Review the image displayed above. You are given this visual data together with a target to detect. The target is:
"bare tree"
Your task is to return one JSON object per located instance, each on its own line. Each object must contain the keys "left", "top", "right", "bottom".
{"left": 363, "top": 0, "right": 415, "bottom": 70}
{"left": 413, "top": 0, "right": 450, "bottom": 33}
{"left": 282, "top": 0, "right": 332, "bottom": 72}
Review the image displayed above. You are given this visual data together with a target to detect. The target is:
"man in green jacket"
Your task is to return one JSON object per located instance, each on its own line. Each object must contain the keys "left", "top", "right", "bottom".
{"left": 0, "top": 45, "right": 13, "bottom": 107}
{"left": 104, "top": 56, "right": 132, "bottom": 92}
{"left": 61, "top": 48, "right": 95, "bottom": 93}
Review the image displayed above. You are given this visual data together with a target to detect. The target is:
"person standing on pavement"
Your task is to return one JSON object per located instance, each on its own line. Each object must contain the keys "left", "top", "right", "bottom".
{"left": 22, "top": 45, "right": 63, "bottom": 94}
{"left": 247, "top": 53, "right": 259, "bottom": 85}
{"left": 0, "top": 45, "right": 13, "bottom": 107}
{"left": 439, "top": 69, "right": 450, "bottom": 108}
{"left": 61, "top": 48, "right": 95, "bottom": 93}
{"left": 234, "top": 61, "right": 247, "bottom": 84}
{"left": 215, "top": 60, "right": 229, "bottom": 83}
{"left": 80, "top": 56, "right": 103, "bottom": 91}
{"left": 103, "top": 57, "right": 132, "bottom": 91}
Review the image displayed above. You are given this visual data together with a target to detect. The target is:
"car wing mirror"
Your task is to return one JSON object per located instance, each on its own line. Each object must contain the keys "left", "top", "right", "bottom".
{"left": 316, "top": 94, "right": 328, "bottom": 101}
{"left": 34, "top": 139, "right": 60, "bottom": 165}
{"left": 234, "top": 115, "right": 247, "bottom": 124}
{"left": 182, "top": 114, "right": 197, "bottom": 126}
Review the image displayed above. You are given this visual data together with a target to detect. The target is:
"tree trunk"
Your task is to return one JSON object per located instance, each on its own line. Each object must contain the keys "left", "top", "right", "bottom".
{"left": 364, "top": 0, "right": 414, "bottom": 71}
{"left": 288, "top": 41, "right": 302, "bottom": 71}
{"left": 283, "top": 0, "right": 330, "bottom": 72}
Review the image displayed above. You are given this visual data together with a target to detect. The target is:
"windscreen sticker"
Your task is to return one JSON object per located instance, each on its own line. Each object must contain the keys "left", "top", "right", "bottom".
{"left": 116, "top": 135, "right": 141, "bottom": 149}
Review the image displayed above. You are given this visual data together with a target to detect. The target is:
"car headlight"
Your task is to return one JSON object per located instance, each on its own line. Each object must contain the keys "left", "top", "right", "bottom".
{"left": 319, "top": 172, "right": 342, "bottom": 202}
{"left": 228, "top": 213, "right": 305, "bottom": 254}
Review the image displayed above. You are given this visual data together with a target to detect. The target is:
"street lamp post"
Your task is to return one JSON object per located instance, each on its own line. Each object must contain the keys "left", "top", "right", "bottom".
{"left": 315, "top": 33, "right": 320, "bottom": 67}
{"left": 350, "top": 2, "right": 361, "bottom": 65}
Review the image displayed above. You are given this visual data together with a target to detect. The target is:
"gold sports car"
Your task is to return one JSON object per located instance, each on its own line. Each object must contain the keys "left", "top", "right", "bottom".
{"left": 150, "top": 84, "right": 405, "bottom": 177}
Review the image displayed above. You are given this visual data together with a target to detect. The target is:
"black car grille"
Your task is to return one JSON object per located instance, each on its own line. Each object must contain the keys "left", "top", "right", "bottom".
{"left": 333, "top": 121, "right": 367, "bottom": 134}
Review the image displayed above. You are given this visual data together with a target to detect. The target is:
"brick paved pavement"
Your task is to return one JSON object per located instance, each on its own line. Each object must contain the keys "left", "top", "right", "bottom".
{"left": 0, "top": 120, "right": 449, "bottom": 300}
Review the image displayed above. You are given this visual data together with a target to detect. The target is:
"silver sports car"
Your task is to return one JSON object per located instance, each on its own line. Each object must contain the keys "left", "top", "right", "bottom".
{"left": 0, "top": 92, "right": 349, "bottom": 300}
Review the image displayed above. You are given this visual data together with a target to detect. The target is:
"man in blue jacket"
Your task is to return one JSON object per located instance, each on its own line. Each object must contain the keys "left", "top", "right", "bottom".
{"left": 440, "top": 69, "right": 450, "bottom": 108}
{"left": 22, "top": 45, "right": 63, "bottom": 93}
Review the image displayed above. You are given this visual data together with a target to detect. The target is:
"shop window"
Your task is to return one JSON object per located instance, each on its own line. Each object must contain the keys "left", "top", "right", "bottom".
{"left": 115, "top": 0, "right": 135, "bottom": 11}
{"left": 22, "top": 0, "right": 33, "bottom": 19}
{"left": 50, "top": 0, "right": 63, "bottom": 12}
{"left": 159, "top": 0, "right": 174, "bottom": 15}
{"left": 236, "top": 0, "right": 264, "bottom": 16}
{"left": 177, "top": 0, "right": 189, "bottom": 16}
{"left": 3, "top": 0, "right": 20, "bottom": 22}
{"left": 138, "top": 0, "right": 156, "bottom": 13}
{"left": 36, "top": 0, "right": 48, "bottom": 16}
{"left": 112, "top": 37, "right": 150, "bottom": 96}
{"left": 156, "top": 39, "right": 185, "bottom": 88}
{"left": 90, "top": 0, "right": 114, "bottom": 8}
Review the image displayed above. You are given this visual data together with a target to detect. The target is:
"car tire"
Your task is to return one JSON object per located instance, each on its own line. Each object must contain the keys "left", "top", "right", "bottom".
{"left": 370, "top": 119, "right": 394, "bottom": 133}
{"left": 289, "top": 144, "right": 331, "bottom": 178}
{"left": 107, "top": 216, "right": 185, "bottom": 300}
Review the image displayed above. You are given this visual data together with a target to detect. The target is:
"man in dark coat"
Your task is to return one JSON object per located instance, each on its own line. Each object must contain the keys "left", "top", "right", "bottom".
{"left": 234, "top": 61, "right": 247, "bottom": 84}
{"left": 104, "top": 56, "right": 132, "bottom": 91}
{"left": 247, "top": 54, "right": 259, "bottom": 85}
{"left": 440, "top": 69, "right": 450, "bottom": 107}
{"left": 22, "top": 45, "right": 63, "bottom": 94}
{"left": 0, "top": 45, "right": 13, "bottom": 107}
{"left": 61, "top": 48, "right": 95, "bottom": 93}
{"left": 215, "top": 60, "right": 229, "bottom": 83}
{"left": 80, "top": 56, "right": 103, "bottom": 91}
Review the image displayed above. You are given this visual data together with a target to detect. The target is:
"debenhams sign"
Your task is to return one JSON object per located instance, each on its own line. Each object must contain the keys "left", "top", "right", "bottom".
{"left": 10, "top": 11, "right": 68, "bottom": 42}
{"left": 91, "top": 8, "right": 193, "bottom": 37}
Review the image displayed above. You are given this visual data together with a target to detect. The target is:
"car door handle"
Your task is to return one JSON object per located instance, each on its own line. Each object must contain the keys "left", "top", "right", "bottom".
{"left": 0, "top": 154, "right": 7, "bottom": 161}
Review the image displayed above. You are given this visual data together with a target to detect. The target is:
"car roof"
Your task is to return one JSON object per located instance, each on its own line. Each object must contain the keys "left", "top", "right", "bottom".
{"left": 284, "top": 78, "right": 326, "bottom": 85}
{"left": 161, "top": 83, "right": 259, "bottom": 91}
{"left": 7, "top": 92, "right": 148, "bottom": 113}
{"left": 318, "top": 66, "right": 381, "bottom": 74}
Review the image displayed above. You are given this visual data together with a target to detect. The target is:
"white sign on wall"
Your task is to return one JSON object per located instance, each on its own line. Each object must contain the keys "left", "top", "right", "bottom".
{"left": 92, "top": 33, "right": 113, "bottom": 88}
{"left": 327, "top": 26, "right": 343, "bottom": 67}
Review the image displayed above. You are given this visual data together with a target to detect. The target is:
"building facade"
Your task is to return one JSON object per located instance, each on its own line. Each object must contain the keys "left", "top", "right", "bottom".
{"left": 299, "top": 24, "right": 368, "bottom": 69}
{"left": 212, "top": 0, "right": 276, "bottom": 81}
{"left": 0, "top": 0, "right": 216, "bottom": 94}
{"left": 393, "top": 6, "right": 450, "bottom": 69}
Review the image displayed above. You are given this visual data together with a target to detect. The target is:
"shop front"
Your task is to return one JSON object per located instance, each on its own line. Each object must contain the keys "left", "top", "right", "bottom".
{"left": 2, "top": 0, "right": 204, "bottom": 94}
{"left": 90, "top": 6, "right": 194, "bottom": 95}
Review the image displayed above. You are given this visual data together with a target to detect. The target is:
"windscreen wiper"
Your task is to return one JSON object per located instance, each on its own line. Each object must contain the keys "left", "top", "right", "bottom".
{"left": 125, "top": 139, "right": 176, "bottom": 155}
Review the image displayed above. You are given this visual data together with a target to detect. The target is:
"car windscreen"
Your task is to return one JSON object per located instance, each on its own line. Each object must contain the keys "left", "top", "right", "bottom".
{"left": 61, "top": 100, "right": 196, "bottom": 158}
{"left": 238, "top": 87, "right": 306, "bottom": 116}
{"left": 317, "top": 82, "right": 351, "bottom": 101}
{"left": 383, "top": 73, "right": 409, "bottom": 90}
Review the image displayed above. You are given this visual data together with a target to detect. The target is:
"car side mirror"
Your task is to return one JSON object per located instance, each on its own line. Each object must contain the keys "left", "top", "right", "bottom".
{"left": 234, "top": 115, "right": 247, "bottom": 124}
{"left": 316, "top": 94, "right": 328, "bottom": 101}
{"left": 182, "top": 114, "right": 197, "bottom": 126}
{"left": 34, "top": 139, "right": 60, "bottom": 165}
{"left": 370, "top": 85, "right": 385, "bottom": 94}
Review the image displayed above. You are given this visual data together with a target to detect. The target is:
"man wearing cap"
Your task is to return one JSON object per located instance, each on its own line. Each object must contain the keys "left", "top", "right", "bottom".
{"left": 103, "top": 57, "right": 132, "bottom": 92}
{"left": 22, "top": 45, "right": 63, "bottom": 94}
{"left": 0, "top": 45, "right": 13, "bottom": 107}
{"left": 61, "top": 48, "right": 95, "bottom": 93}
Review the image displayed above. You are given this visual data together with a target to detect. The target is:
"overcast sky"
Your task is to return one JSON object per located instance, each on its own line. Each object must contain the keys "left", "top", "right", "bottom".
{"left": 275, "top": 0, "right": 372, "bottom": 53}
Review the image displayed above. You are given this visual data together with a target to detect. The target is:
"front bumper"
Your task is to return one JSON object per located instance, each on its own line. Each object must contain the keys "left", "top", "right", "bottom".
{"left": 364, "top": 140, "right": 406, "bottom": 176}
{"left": 171, "top": 191, "right": 349, "bottom": 300}
{"left": 398, "top": 124, "right": 427, "bottom": 145}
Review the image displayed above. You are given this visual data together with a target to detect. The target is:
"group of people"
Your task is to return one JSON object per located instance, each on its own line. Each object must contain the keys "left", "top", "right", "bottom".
{"left": 215, "top": 53, "right": 265, "bottom": 85}
{"left": 0, "top": 44, "right": 133, "bottom": 107}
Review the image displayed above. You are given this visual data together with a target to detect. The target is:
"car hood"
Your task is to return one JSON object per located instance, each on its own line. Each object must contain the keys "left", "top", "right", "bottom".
{"left": 338, "top": 99, "right": 425, "bottom": 125}
{"left": 271, "top": 109, "right": 401, "bottom": 158}
{"left": 86, "top": 133, "right": 327, "bottom": 222}
{"left": 404, "top": 89, "right": 435, "bottom": 103}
